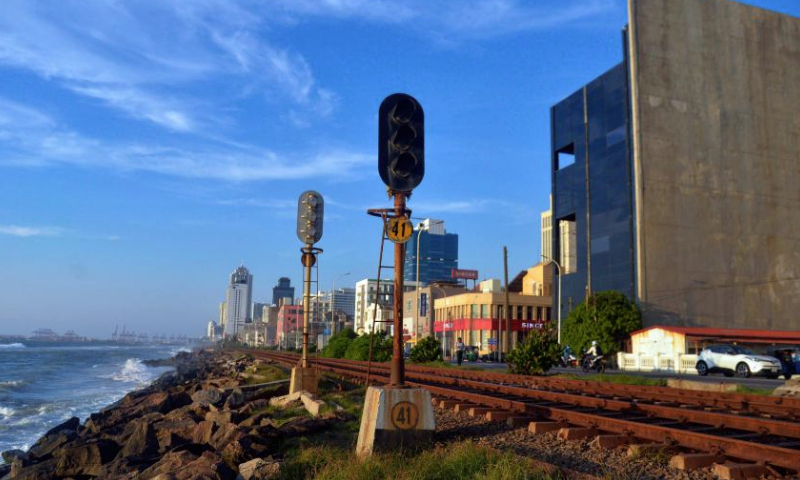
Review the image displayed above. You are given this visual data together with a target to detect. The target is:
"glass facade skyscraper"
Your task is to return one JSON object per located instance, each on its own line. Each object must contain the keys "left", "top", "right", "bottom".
{"left": 551, "top": 60, "right": 636, "bottom": 321}
{"left": 271, "top": 277, "right": 295, "bottom": 306}
{"left": 404, "top": 219, "right": 458, "bottom": 286}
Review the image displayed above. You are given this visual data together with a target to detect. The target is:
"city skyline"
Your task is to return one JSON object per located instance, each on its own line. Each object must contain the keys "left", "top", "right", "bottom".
{"left": 2, "top": 0, "right": 799, "bottom": 337}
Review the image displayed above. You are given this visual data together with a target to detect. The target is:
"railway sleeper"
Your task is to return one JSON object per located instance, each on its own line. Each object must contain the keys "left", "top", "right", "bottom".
{"left": 712, "top": 462, "right": 771, "bottom": 480}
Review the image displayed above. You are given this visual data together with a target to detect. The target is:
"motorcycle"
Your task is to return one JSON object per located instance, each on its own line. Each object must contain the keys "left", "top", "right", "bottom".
{"left": 581, "top": 354, "right": 606, "bottom": 373}
{"left": 559, "top": 353, "right": 578, "bottom": 368}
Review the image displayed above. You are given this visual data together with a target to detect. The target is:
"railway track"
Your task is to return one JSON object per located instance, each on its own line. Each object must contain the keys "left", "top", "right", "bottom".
{"left": 252, "top": 350, "right": 800, "bottom": 474}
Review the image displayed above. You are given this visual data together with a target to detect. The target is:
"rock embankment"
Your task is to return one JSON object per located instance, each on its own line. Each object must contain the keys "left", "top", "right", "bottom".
{"left": 0, "top": 351, "right": 347, "bottom": 480}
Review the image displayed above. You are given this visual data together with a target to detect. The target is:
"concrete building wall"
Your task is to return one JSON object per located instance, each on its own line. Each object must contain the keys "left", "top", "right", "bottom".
{"left": 628, "top": 0, "right": 800, "bottom": 329}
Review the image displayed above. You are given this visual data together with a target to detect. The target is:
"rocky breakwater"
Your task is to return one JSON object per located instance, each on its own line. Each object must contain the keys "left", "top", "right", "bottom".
{"left": 0, "top": 351, "right": 349, "bottom": 480}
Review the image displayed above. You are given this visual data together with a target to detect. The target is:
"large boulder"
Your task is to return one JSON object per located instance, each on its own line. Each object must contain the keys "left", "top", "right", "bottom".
{"left": 89, "top": 391, "right": 173, "bottom": 431}
{"left": 139, "top": 450, "right": 236, "bottom": 480}
{"left": 192, "top": 389, "right": 224, "bottom": 407}
{"left": 42, "top": 416, "right": 80, "bottom": 437}
{"left": 27, "top": 431, "right": 77, "bottom": 460}
{"left": 1, "top": 449, "right": 29, "bottom": 464}
{"left": 55, "top": 439, "right": 121, "bottom": 477}
{"left": 8, "top": 458, "right": 58, "bottom": 480}
{"left": 205, "top": 410, "right": 244, "bottom": 427}
{"left": 119, "top": 421, "right": 159, "bottom": 458}
{"left": 192, "top": 420, "right": 218, "bottom": 445}
{"left": 223, "top": 389, "right": 246, "bottom": 410}
{"left": 236, "top": 458, "right": 280, "bottom": 480}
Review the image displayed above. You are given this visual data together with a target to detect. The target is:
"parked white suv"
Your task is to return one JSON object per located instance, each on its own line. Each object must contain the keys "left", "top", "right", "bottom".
{"left": 696, "top": 345, "right": 781, "bottom": 378}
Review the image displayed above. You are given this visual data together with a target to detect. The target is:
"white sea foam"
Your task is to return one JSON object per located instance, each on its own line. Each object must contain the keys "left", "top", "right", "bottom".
{"left": 0, "top": 380, "right": 23, "bottom": 388}
{"left": 0, "top": 343, "right": 25, "bottom": 349}
{"left": 0, "top": 406, "right": 15, "bottom": 418}
{"left": 104, "top": 358, "right": 153, "bottom": 385}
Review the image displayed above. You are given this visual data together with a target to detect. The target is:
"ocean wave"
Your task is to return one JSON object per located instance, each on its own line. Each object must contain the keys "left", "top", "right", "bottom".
{"left": 0, "top": 380, "right": 23, "bottom": 389}
{"left": 0, "top": 343, "right": 25, "bottom": 349}
{"left": 168, "top": 346, "right": 192, "bottom": 356}
{"left": 0, "top": 406, "right": 15, "bottom": 418}
{"left": 103, "top": 358, "right": 154, "bottom": 385}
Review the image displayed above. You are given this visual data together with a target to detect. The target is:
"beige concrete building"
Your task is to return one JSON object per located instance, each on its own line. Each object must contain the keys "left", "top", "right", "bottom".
{"left": 551, "top": 0, "right": 800, "bottom": 331}
{"left": 433, "top": 267, "right": 553, "bottom": 355}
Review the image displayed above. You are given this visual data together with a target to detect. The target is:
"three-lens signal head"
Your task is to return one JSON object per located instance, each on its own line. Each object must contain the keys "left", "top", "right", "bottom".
{"left": 378, "top": 93, "right": 425, "bottom": 192}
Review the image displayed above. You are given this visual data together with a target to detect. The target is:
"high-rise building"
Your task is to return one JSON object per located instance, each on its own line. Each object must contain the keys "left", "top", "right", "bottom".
{"left": 218, "top": 302, "right": 227, "bottom": 331}
{"left": 404, "top": 219, "right": 458, "bottom": 285}
{"left": 252, "top": 302, "right": 268, "bottom": 321}
{"left": 550, "top": 0, "right": 800, "bottom": 330}
{"left": 354, "top": 279, "right": 419, "bottom": 334}
{"left": 328, "top": 287, "right": 355, "bottom": 320}
{"left": 272, "top": 277, "right": 294, "bottom": 305}
{"left": 541, "top": 196, "right": 552, "bottom": 262}
{"left": 224, "top": 265, "right": 253, "bottom": 337}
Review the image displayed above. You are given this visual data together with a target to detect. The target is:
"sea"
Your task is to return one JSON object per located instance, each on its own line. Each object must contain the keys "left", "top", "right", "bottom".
{"left": 0, "top": 341, "right": 188, "bottom": 462}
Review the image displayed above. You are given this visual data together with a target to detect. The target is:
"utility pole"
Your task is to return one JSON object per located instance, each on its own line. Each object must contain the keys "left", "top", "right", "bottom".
{"left": 503, "top": 246, "right": 510, "bottom": 355}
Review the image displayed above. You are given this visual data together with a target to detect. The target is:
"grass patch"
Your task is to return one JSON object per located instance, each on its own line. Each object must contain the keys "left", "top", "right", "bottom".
{"left": 320, "top": 388, "right": 365, "bottom": 420}
{"left": 245, "top": 364, "right": 289, "bottom": 385}
{"left": 555, "top": 373, "right": 667, "bottom": 387}
{"left": 736, "top": 385, "right": 775, "bottom": 396}
{"left": 411, "top": 361, "right": 488, "bottom": 371}
{"left": 278, "top": 440, "right": 557, "bottom": 480}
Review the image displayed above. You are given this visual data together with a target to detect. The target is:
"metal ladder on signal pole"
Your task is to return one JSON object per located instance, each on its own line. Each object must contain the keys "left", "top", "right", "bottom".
{"left": 364, "top": 206, "right": 410, "bottom": 386}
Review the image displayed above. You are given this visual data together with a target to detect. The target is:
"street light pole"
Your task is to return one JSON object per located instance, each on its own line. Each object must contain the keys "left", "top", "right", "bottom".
{"left": 541, "top": 255, "right": 563, "bottom": 344}
{"left": 415, "top": 223, "right": 425, "bottom": 341}
{"left": 414, "top": 220, "right": 443, "bottom": 341}
{"left": 431, "top": 285, "right": 448, "bottom": 361}
{"left": 330, "top": 272, "right": 351, "bottom": 343}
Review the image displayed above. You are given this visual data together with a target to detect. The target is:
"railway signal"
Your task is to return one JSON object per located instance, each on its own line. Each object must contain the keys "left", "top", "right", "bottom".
{"left": 378, "top": 93, "right": 425, "bottom": 192}
{"left": 357, "top": 93, "right": 435, "bottom": 457}
{"left": 290, "top": 190, "right": 324, "bottom": 395}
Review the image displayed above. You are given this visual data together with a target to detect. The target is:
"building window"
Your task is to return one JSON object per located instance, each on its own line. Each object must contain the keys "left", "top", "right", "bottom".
{"left": 559, "top": 216, "right": 577, "bottom": 274}
{"left": 555, "top": 143, "right": 576, "bottom": 170}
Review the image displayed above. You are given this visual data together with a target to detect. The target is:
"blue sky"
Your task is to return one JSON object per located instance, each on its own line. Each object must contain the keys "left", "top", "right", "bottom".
{"left": 1, "top": 0, "right": 798, "bottom": 337}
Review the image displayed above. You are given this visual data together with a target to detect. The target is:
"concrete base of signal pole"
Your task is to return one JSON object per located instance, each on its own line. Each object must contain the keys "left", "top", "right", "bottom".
{"left": 289, "top": 365, "right": 319, "bottom": 395}
{"left": 355, "top": 386, "right": 435, "bottom": 458}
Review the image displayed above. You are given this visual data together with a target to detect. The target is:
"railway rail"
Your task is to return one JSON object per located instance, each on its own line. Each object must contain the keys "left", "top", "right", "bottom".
{"left": 251, "top": 350, "right": 800, "bottom": 473}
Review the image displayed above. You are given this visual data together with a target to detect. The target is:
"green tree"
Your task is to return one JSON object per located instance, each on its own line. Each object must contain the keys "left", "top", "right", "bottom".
{"left": 562, "top": 291, "right": 642, "bottom": 356}
{"left": 321, "top": 328, "right": 357, "bottom": 359}
{"left": 506, "top": 328, "right": 561, "bottom": 375}
{"left": 344, "top": 331, "right": 393, "bottom": 362}
{"left": 410, "top": 336, "right": 443, "bottom": 363}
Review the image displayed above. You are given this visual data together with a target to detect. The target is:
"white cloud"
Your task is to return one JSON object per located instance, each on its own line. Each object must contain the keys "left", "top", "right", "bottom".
{"left": 0, "top": 0, "right": 335, "bottom": 132}
{"left": 0, "top": 97, "right": 369, "bottom": 182}
{"left": 411, "top": 199, "right": 510, "bottom": 214}
{"left": 0, "top": 225, "right": 63, "bottom": 237}
{"left": 0, "top": 223, "right": 120, "bottom": 240}
{"left": 272, "top": 0, "right": 616, "bottom": 39}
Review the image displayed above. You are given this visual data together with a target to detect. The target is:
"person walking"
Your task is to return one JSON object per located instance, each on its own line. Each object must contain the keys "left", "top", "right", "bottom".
{"left": 455, "top": 337, "right": 465, "bottom": 366}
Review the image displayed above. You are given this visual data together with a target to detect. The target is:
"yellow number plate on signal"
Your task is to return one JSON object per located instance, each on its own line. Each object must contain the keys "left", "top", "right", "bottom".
{"left": 387, "top": 216, "right": 413, "bottom": 244}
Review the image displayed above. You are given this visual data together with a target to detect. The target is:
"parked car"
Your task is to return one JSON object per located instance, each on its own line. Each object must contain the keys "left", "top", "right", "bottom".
{"left": 695, "top": 345, "right": 781, "bottom": 378}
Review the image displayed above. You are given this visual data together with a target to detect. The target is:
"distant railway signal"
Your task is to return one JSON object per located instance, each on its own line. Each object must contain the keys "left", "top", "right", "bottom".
{"left": 378, "top": 93, "right": 424, "bottom": 192}
{"left": 296, "top": 190, "right": 324, "bottom": 245}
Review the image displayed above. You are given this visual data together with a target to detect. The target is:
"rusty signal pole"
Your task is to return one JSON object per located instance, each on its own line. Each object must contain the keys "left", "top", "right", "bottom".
{"left": 291, "top": 190, "right": 323, "bottom": 394}
{"left": 378, "top": 93, "right": 425, "bottom": 387}
{"left": 356, "top": 93, "right": 432, "bottom": 457}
